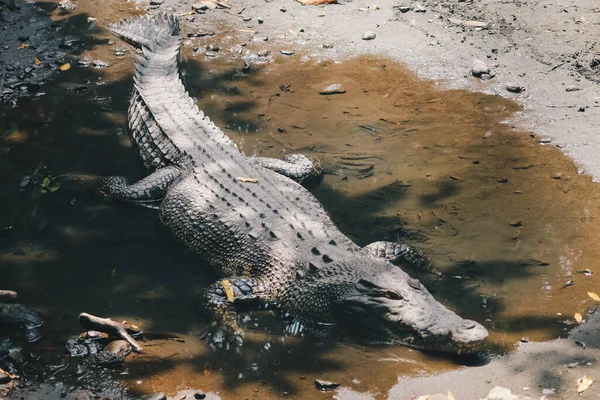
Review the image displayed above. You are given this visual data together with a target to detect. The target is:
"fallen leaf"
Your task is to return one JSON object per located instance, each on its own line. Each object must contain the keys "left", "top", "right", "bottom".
{"left": 59, "top": 63, "right": 71, "bottom": 71}
{"left": 17, "top": 43, "right": 28, "bottom": 49}
{"left": 588, "top": 292, "right": 600, "bottom": 302}
{"left": 577, "top": 376, "right": 593, "bottom": 394}
{"left": 33, "top": 57, "right": 41, "bottom": 65}
{"left": 447, "top": 390, "right": 455, "bottom": 400}
{"left": 574, "top": 312, "right": 583, "bottom": 323}
{"left": 221, "top": 279, "right": 235, "bottom": 302}
{"left": 236, "top": 176, "right": 259, "bottom": 183}
{"left": 203, "top": 362, "right": 212, "bottom": 376}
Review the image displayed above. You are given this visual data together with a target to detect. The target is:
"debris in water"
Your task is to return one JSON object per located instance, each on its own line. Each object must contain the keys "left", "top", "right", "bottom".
{"left": 574, "top": 312, "right": 582, "bottom": 323}
{"left": 59, "top": 63, "right": 71, "bottom": 71}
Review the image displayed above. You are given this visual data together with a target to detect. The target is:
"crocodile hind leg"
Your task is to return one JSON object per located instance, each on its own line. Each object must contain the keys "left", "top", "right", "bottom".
{"left": 96, "top": 166, "right": 181, "bottom": 208}
{"left": 251, "top": 154, "right": 322, "bottom": 183}
{"left": 364, "top": 241, "right": 445, "bottom": 277}
{"left": 198, "top": 277, "right": 271, "bottom": 348}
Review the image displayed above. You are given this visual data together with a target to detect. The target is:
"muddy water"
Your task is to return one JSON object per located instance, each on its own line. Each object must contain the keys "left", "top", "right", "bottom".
{"left": 2, "top": 3, "right": 600, "bottom": 400}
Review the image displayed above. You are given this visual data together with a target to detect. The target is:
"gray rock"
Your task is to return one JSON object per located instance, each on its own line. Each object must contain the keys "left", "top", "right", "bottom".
{"left": 362, "top": 31, "right": 376, "bottom": 40}
{"left": 280, "top": 50, "right": 295, "bottom": 55}
{"left": 565, "top": 86, "right": 580, "bottom": 92}
{"left": 320, "top": 83, "right": 346, "bottom": 95}
{"left": 542, "top": 388, "right": 555, "bottom": 395}
{"left": 394, "top": 5, "right": 411, "bottom": 13}
{"left": 505, "top": 82, "right": 523, "bottom": 93}
{"left": 257, "top": 17, "right": 264, "bottom": 24}
{"left": 472, "top": 59, "right": 490, "bottom": 77}
{"left": 257, "top": 50, "right": 269, "bottom": 57}
{"left": 92, "top": 60, "right": 109, "bottom": 69}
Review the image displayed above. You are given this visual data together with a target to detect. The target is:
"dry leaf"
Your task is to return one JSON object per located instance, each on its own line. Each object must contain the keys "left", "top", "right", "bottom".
{"left": 59, "top": 63, "right": 71, "bottom": 71}
{"left": 17, "top": 43, "right": 28, "bottom": 49}
{"left": 574, "top": 312, "right": 583, "bottom": 323}
{"left": 33, "top": 57, "right": 41, "bottom": 65}
{"left": 577, "top": 376, "right": 593, "bottom": 394}
{"left": 447, "top": 389, "right": 455, "bottom": 400}
{"left": 221, "top": 279, "right": 235, "bottom": 302}
{"left": 236, "top": 176, "right": 259, "bottom": 183}
{"left": 203, "top": 362, "right": 212, "bottom": 376}
{"left": 588, "top": 292, "right": 600, "bottom": 302}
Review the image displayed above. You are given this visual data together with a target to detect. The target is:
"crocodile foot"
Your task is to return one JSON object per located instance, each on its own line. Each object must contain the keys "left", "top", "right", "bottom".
{"left": 201, "top": 322, "right": 244, "bottom": 349}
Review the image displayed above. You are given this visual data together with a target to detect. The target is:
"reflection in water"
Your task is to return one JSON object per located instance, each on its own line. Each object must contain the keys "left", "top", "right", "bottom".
{"left": 1, "top": 6, "right": 600, "bottom": 399}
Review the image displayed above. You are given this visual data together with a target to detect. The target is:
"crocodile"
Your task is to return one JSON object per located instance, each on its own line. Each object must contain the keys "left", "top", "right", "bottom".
{"left": 98, "top": 14, "right": 488, "bottom": 354}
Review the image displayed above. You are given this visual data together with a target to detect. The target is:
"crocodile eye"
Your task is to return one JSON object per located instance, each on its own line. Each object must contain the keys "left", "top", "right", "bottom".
{"left": 408, "top": 278, "right": 421, "bottom": 290}
{"left": 385, "top": 291, "right": 403, "bottom": 300}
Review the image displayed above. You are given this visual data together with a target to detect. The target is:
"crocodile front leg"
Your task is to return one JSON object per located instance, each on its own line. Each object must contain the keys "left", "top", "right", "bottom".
{"left": 251, "top": 154, "right": 322, "bottom": 183}
{"left": 198, "top": 277, "right": 271, "bottom": 348}
{"left": 96, "top": 166, "right": 181, "bottom": 208}
{"left": 364, "top": 241, "right": 445, "bottom": 277}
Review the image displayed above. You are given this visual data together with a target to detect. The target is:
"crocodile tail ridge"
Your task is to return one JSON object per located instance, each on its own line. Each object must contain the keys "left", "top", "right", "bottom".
{"left": 107, "top": 13, "right": 179, "bottom": 50}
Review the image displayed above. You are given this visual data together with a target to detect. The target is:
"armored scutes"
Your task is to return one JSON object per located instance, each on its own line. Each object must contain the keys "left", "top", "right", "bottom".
{"left": 100, "top": 14, "right": 488, "bottom": 354}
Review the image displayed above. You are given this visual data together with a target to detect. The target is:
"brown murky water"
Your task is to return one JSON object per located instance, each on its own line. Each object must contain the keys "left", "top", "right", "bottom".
{"left": 1, "top": 2, "right": 600, "bottom": 399}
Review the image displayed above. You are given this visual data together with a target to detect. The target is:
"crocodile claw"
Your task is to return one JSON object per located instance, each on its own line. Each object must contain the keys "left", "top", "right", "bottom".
{"left": 201, "top": 322, "right": 244, "bottom": 349}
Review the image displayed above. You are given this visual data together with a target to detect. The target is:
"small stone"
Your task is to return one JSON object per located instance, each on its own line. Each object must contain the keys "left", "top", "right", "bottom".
{"left": 565, "top": 86, "right": 580, "bottom": 92}
{"left": 75, "top": 364, "right": 87, "bottom": 376}
{"left": 362, "top": 31, "right": 376, "bottom": 40}
{"left": 542, "top": 388, "right": 555, "bottom": 395}
{"left": 257, "top": 50, "right": 270, "bottom": 57}
{"left": 280, "top": 50, "right": 295, "bottom": 55}
{"left": 257, "top": 17, "right": 264, "bottom": 24}
{"left": 479, "top": 73, "right": 492, "bottom": 81}
{"left": 578, "top": 106, "right": 586, "bottom": 112}
{"left": 472, "top": 59, "right": 490, "bottom": 77}
{"left": 242, "top": 16, "right": 252, "bottom": 21}
{"left": 192, "top": 3, "right": 208, "bottom": 11}
{"left": 568, "top": 362, "right": 578, "bottom": 368}
{"left": 194, "top": 391, "right": 206, "bottom": 399}
{"left": 92, "top": 60, "right": 109, "bottom": 68}
{"left": 322, "top": 43, "right": 333, "bottom": 49}
{"left": 149, "top": 0, "right": 163, "bottom": 4}
{"left": 315, "top": 379, "right": 340, "bottom": 391}
{"left": 207, "top": 44, "right": 220, "bottom": 52}
{"left": 505, "top": 82, "right": 523, "bottom": 93}
{"left": 395, "top": 5, "right": 411, "bottom": 13}
{"left": 320, "top": 83, "right": 346, "bottom": 95}
{"left": 551, "top": 173, "right": 562, "bottom": 179}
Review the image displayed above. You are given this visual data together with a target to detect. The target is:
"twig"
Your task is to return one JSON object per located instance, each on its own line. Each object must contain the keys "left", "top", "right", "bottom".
{"left": 79, "top": 313, "right": 143, "bottom": 352}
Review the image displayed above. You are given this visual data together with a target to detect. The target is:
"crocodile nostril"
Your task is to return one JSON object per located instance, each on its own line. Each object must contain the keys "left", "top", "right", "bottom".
{"left": 461, "top": 320, "right": 477, "bottom": 330}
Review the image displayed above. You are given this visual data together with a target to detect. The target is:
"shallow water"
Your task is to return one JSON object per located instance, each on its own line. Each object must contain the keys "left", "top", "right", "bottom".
{"left": 2, "top": 2, "right": 600, "bottom": 399}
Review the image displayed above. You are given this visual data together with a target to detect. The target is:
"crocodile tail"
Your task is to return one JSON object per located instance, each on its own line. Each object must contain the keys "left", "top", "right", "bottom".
{"left": 107, "top": 13, "right": 179, "bottom": 49}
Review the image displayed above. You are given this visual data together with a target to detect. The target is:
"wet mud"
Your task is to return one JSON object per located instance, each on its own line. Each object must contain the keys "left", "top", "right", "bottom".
{"left": 2, "top": 3, "right": 600, "bottom": 399}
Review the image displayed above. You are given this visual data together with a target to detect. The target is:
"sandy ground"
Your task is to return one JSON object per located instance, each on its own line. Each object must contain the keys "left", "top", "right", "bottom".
{"left": 3, "top": 0, "right": 600, "bottom": 398}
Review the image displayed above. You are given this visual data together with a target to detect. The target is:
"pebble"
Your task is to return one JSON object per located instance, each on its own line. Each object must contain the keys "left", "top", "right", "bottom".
{"left": 395, "top": 5, "right": 411, "bottom": 13}
{"left": 149, "top": 0, "right": 163, "bottom": 4}
{"left": 505, "top": 82, "right": 523, "bottom": 93}
{"left": 280, "top": 50, "right": 295, "bottom": 55}
{"left": 565, "top": 86, "right": 580, "bottom": 92}
{"left": 257, "top": 17, "right": 264, "bottom": 24}
{"left": 92, "top": 60, "right": 109, "bottom": 68}
{"left": 472, "top": 59, "right": 490, "bottom": 77}
{"left": 362, "top": 31, "right": 376, "bottom": 40}
{"left": 542, "top": 388, "right": 555, "bottom": 395}
{"left": 322, "top": 43, "right": 333, "bottom": 49}
{"left": 242, "top": 16, "right": 251, "bottom": 21}
{"left": 315, "top": 379, "right": 340, "bottom": 391}
{"left": 257, "top": 49, "right": 270, "bottom": 57}
{"left": 320, "top": 83, "right": 346, "bottom": 95}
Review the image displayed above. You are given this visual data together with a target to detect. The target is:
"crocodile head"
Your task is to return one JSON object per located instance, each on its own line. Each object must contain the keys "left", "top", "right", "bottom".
{"left": 337, "top": 267, "right": 488, "bottom": 354}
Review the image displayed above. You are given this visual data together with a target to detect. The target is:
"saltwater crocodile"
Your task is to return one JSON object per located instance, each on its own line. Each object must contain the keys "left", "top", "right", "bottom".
{"left": 98, "top": 14, "right": 488, "bottom": 354}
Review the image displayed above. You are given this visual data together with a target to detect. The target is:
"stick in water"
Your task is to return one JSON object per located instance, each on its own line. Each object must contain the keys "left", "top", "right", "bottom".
{"left": 79, "top": 312, "right": 143, "bottom": 352}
